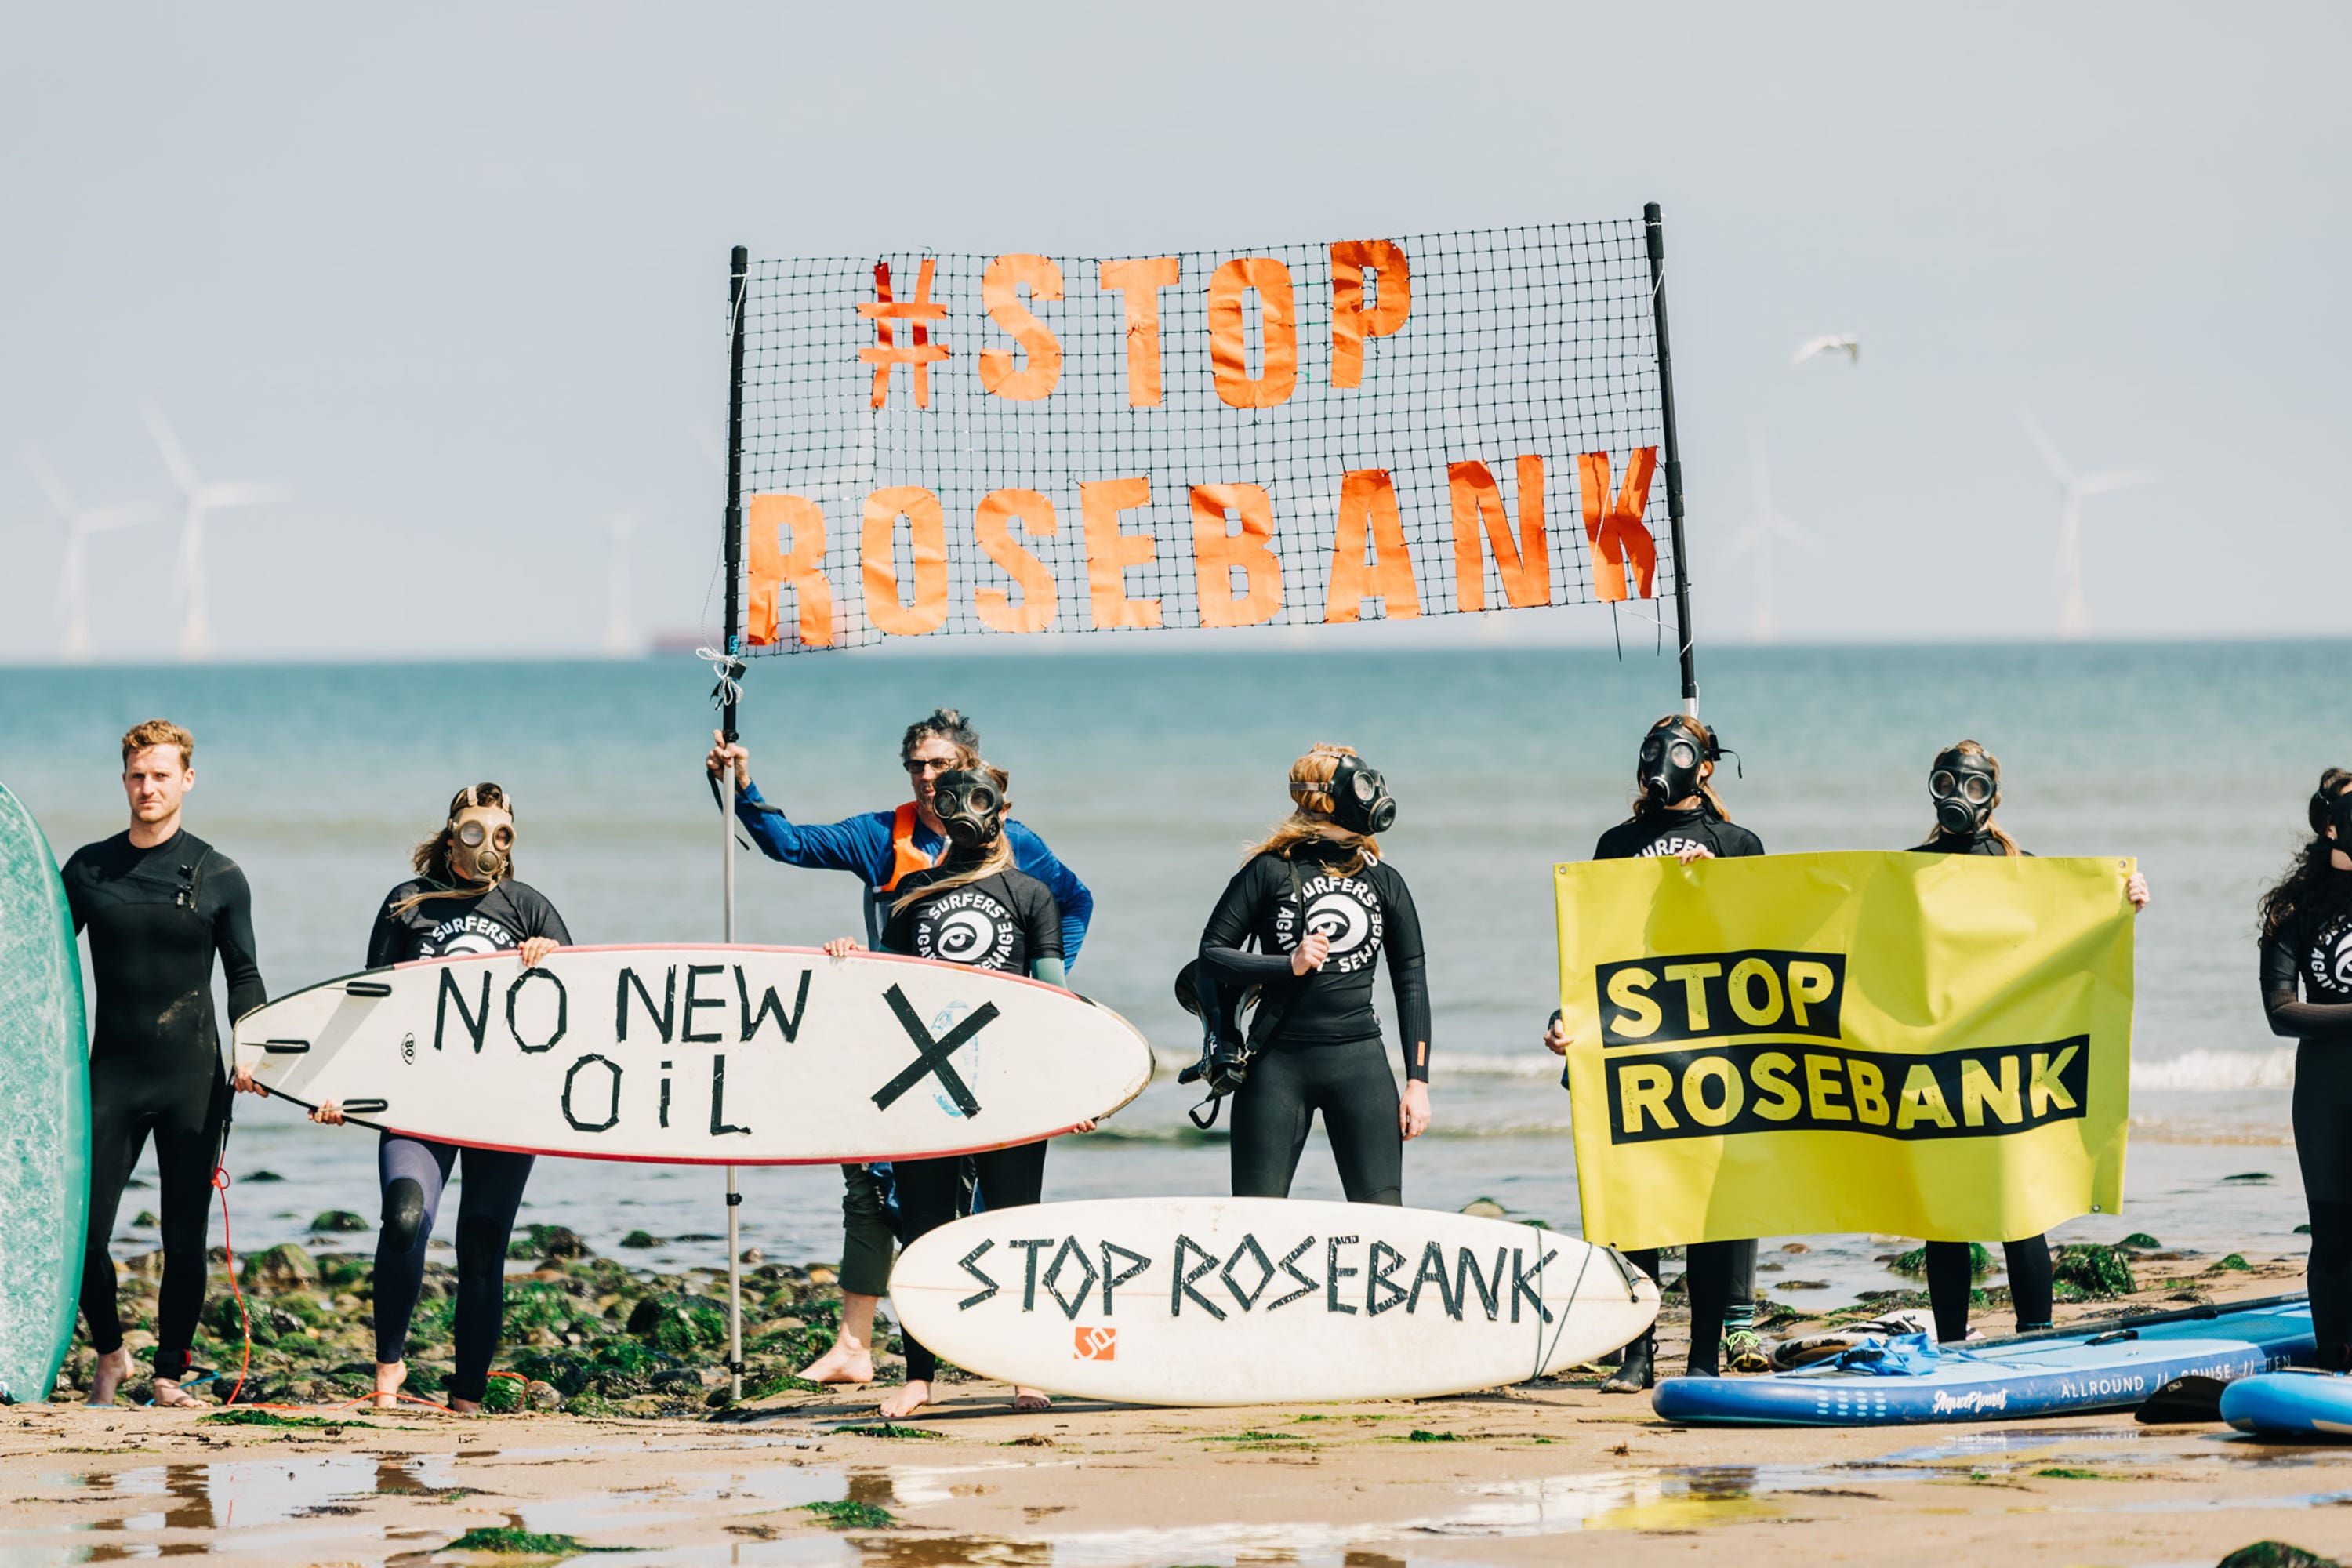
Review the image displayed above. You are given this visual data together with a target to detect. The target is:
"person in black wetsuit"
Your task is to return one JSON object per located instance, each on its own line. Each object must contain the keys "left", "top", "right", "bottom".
{"left": 63, "top": 720, "right": 267, "bottom": 1407}
{"left": 309, "top": 783, "right": 568, "bottom": 1413}
{"left": 2259, "top": 767, "right": 2352, "bottom": 1368}
{"left": 1544, "top": 715, "right": 1762, "bottom": 1388}
{"left": 1907, "top": 741, "right": 2149, "bottom": 1343}
{"left": 822, "top": 764, "right": 1081, "bottom": 1418}
{"left": 1198, "top": 745, "right": 1432, "bottom": 1207}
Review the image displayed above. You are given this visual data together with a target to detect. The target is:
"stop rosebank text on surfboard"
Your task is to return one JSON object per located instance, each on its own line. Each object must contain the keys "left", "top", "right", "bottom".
{"left": 953, "top": 1225, "right": 1566, "bottom": 1327}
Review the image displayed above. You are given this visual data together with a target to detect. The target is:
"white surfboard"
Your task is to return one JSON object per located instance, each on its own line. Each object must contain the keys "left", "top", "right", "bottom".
{"left": 230, "top": 945, "right": 1152, "bottom": 1164}
{"left": 889, "top": 1197, "right": 1658, "bottom": 1405}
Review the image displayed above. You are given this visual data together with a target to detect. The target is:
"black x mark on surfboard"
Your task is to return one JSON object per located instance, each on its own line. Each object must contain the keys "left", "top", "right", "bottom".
{"left": 872, "top": 985, "right": 999, "bottom": 1118}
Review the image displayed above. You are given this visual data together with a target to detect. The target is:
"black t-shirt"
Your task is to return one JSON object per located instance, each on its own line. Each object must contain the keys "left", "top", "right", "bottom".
{"left": 367, "top": 879, "right": 572, "bottom": 967}
{"left": 2263, "top": 891, "right": 2352, "bottom": 1044}
{"left": 881, "top": 864, "right": 1061, "bottom": 976}
{"left": 1594, "top": 806, "right": 1766, "bottom": 862}
{"left": 1907, "top": 829, "right": 2033, "bottom": 858}
{"left": 63, "top": 828, "right": 267, "bottom": 1073}
{"left": 1197, "top": 843, "right": 1432, "bottom": 1069}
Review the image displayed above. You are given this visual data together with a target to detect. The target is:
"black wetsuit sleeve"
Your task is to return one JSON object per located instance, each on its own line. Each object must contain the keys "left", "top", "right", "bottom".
{"left": 1378, "top": 866, "right": 1432, "bottom": 1082}
{"left": 209, "top": 858, "right": 267, "bottom": 1023}
{"left": 517, "top": 885, "right": 572, "bottom": 946}
{"left": 2264, "top": 935, "right": 2352, "bottom": 1040}
{"left": 366, "top": 889, "right": 406, "bottom": 970}
{"left": 1022, "top": 877, "right": 1062, "bottom": 963}
{"left": 1197, "top": 858, "right": 1293, "bottom": 985}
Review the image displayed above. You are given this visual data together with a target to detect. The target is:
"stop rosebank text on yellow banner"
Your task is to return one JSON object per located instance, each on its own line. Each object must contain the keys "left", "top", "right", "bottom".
{"left": 1554, "top": 851, "right": 2136, "bottom": 1250}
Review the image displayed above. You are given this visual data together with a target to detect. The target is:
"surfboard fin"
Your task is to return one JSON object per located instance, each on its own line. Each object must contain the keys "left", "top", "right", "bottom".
{"left": 2135, "top": 1372, "right": 2230, "bottom": 1424}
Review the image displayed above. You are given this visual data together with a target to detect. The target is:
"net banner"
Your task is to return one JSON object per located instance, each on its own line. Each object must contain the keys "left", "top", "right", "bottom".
{"left": 731, "top": 222, "right": 1675, "bottom": 652}
{"left": 1555, "top": 852, "right": 2137, "bottom": 1250}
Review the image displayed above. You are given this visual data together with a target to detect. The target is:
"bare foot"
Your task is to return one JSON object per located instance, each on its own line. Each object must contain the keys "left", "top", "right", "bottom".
{"left": 372, "top": 1360, "right": 406, "bottom": 1412}
{"left": 876, "top": 1379, "right": 931, "bottom": 1419}
{"left": 150, "top": 1377, "right": 207, "bottom": 1410}
{"left": 797, "top": 1337, "right": 874, "bottom": 1385}
{"left": 86, "top": 1348, "right": 132, "bottom": 1407}
{"left": 1012, "top": 1386, "right": 1051, "bottom": 1413}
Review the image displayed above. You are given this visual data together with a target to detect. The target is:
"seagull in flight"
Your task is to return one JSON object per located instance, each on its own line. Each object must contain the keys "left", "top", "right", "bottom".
{"left": 1791, "top": 335, "right": 1860, "bottom": 366}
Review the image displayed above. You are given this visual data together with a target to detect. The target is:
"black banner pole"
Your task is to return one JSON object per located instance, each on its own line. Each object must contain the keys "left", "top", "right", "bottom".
{"left": 1644, "top": 202, "right": 1700, "bottom": 719}
{"left": 719, "top": 243, "right": 750, "bottom": 1405}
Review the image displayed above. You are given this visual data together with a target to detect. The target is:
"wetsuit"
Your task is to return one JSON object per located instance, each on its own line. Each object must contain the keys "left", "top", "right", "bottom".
{"left": 365, "top": 878, "right": 570, "bottom": 1402}
{"left": 62, "top": 829, "right": 267, "bottom": 1384}
{"left": 879, "top": 862, "right": 1063, "bottom": 1386}
{"left": 1908, "top": 828, "right": 2055, "bottom": 1341}
{"left": 721, "top": 779, "right": 1094, "bottom": 1298}
{"left": 2261, "top": 880, "right": 2352, "bottom": 1367}
{"left": 1198, "top": 841, "right": 1431, "bottom": 1206}
{"left": 1595, "top": 805, "right": 1762, "bottom": 1376}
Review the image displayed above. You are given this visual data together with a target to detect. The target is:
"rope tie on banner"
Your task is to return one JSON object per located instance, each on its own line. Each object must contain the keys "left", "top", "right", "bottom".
{"left": 697, "top": 646, "right": 746, "bottom": 710}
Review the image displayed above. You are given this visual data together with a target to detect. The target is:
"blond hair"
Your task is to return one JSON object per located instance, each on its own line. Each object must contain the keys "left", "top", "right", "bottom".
{"left": 1241, "top": 744, "right": 1377, "bottom": 876}
{"left": 892, "top": 764, "right": 1014, "bottom": 913}
{"left": 1931, "top": 739, "right": 2020, "bottom": 856}
{"left": 121, "top": 719, "right": 194, "bottom": 770}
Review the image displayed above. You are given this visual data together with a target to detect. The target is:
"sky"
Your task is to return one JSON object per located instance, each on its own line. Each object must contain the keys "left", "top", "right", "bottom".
{"left": 1, "top": 2, "right": 2343, "bottom": 663}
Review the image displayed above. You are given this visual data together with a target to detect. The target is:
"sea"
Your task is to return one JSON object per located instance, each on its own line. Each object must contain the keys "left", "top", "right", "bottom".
{"left": 3, "top": 640, "right": 2338, "bottom": 1310}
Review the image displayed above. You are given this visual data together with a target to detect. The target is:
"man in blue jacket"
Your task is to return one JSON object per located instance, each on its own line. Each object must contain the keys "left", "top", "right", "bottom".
{"left": 704, "top": 706, "right": 1093, "bottom": 1385}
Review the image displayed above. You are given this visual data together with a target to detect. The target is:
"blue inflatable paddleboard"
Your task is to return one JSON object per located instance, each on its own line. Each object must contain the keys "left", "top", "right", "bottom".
{"left": 1654, "top": 1295, "right": 2313, "bottom": 1426}
{"left": 2220, "top": 1370, "right": 2352, "bottom": 1439}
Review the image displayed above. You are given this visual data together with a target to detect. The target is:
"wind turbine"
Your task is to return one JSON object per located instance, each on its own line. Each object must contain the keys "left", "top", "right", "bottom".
{"left": 1791, "top": 334, "right": 1860, "bottom": 367}
{"left": 24, "top": 448, "right": 154, "bottom": 662}
{"left": 604, "top": 514, "right": 640, "bottom": 657}
{"left": 2017, "top": 407, "right": 2152, "bottom": 638}
{"left": 143, "top": 405, "right": 289, "bottom": 662}
{"left": 1725, "top": 438, "right": 1824, "bottom": 643}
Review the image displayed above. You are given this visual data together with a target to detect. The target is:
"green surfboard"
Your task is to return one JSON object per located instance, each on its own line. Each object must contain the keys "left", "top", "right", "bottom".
{"left": 0, "top": 782, "right": 89, "bottom": 1403}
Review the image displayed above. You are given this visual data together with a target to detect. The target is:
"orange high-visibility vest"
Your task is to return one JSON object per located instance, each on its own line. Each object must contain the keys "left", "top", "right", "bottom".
{"left": 878, "top": 802, "right": 935, "bottom": 892}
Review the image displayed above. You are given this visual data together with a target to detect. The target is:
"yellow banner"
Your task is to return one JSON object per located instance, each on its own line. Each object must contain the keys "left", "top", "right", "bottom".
{"left": 1555, "top": 851, "right": 2136, "bottom": 1249}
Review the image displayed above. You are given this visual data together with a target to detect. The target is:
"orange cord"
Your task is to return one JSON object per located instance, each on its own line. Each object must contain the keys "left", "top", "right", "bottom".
{"left": 196, "top": 1167, "right": 528, "bottom": 1417}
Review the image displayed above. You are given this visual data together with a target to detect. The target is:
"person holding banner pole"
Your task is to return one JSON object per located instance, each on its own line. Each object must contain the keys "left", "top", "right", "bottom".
{"left": 701, "top": 708, "right": 1094, "bottom": 1386}
{"left": 1907, "top": 740, "right": 2149, "bottom": 1343}
{"left": 822, "top": 763, "right": 1083, "bottom": 1417}
{"left": 1544, "top": 714, "right": 1762, "bottom": 1388}
{"left": 2259, "top": 768, "right": 2352, "bottom": 1367}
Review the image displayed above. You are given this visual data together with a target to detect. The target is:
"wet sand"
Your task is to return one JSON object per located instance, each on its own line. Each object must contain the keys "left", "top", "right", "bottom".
{"left": 6, "top": 1276, "right": 2348, "bottom": 1567}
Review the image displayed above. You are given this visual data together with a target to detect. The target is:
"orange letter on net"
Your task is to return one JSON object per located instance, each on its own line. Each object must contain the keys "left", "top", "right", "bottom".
{"left": 860, "top": 487, "right": 951, "bottom": 637}
{"left": 1324, "top": 470, "right": 1421, "bottom": 624}
{"left": 1079, "top": 477, "right": 1163, "bottom": 630}
{"left": 746, "top": 493, "right": 833, "bottom": 648}
{"left": 1189, "top": 484, "right": 1283, "bottom": 628}
{"left": 1577, "top": 448, "right": 1661, "bottom": 603}
{"left": 1330, "top": 240, "right": 1410, "bottom": 390}
{"left": 978, "top": 254, "right": 1063, "bottom": 402}
{"left": 1206, "top": 258, "right": 1298, "bottom": 409}
{"left": 973, "top": 489, "right": 1059, "bottom": 633}
{"left": 1449, "top": 456, "right": 1551, "bottom": 612}
{"left": 1098, "top": 257, "right": 1180, "bottom": 408}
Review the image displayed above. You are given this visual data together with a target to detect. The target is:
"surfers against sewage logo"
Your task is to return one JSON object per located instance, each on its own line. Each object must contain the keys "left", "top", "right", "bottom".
{"left": 1272, "top": 872, "right": 1385, "bottom": 973}
{"left": 2307, "top": 912, "right": 2352, "bottom": 999}
{"left": 911, "top": 887, "right": 1019, "bottom": 969}
{"left": 1595, "top": 948, "right": 2091, "bottom": 1145}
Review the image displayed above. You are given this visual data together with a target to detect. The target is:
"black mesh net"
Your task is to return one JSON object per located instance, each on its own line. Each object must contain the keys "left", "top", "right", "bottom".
{"left": 731, "top": 220, "right": 1674, "bottom": 654}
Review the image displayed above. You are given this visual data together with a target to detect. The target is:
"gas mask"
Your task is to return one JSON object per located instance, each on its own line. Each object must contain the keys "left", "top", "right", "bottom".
{"left": 1930, "top": 748, "right": 1998, "bottom": 837}
{"left": 1324, "top": 753, "right": 1397, "bottom": 836}
{"left": 447, "top": 793, "right": 514, "bottom": 884}
{"left": 931, "top": 768, "right": 1005, "bottom": 851}
{"left": 1639, "top": 719, "right": 1712, "bottom": 806}
{"left": 2328, "top": 789, "right": 2352, "bottom": 858}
